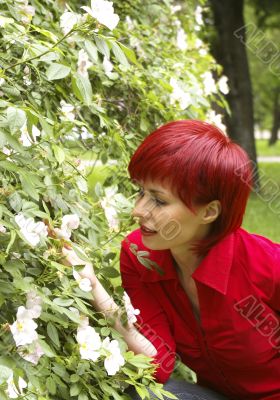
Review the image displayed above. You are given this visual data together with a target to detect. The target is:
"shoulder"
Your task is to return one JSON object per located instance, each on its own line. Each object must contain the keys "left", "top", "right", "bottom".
{"left": 234, "top": 228, "right": 280, "bottom": 293}
{"left": 235, "top": 227, "right": 279, "bottom": 260}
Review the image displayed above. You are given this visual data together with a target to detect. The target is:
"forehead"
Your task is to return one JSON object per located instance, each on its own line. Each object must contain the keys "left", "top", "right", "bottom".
{"left": 139, "top": 180, "right": 177, "bottom": 198}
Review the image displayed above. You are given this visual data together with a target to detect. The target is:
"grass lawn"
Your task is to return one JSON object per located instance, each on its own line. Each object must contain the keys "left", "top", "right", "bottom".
{"left": 256, "top": 139, "right": 280, "bottom": 157}
{"left": 242, "top": 162, "right": 280, "bottom": 242}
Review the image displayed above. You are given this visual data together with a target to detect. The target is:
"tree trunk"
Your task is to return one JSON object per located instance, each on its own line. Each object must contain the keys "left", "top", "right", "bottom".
{"left": 269, "top": 89, "right": 280, "bottom": 146}
{"left": 209, "top": 0, "right": 259, "bottom": 188}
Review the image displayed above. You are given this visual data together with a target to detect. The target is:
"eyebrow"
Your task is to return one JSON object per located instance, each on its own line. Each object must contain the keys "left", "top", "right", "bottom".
{"left": 148, "top": 189, "right": 167, "bottom": 195}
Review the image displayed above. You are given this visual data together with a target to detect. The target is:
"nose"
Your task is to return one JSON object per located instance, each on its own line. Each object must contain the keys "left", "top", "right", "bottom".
{"left": 131, "top": 195, "right": 152, "bottom": 220}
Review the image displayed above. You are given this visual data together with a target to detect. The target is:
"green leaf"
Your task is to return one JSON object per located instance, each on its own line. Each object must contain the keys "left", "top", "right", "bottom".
{"left": 0, "top": 366, "right": 12, "bottom": 380}
{"left": 37, "top": 339, "right": 57, "bottom": 357}
{"left": 99, "top": 267, "right": 119, "bottom": 278}
{"left": 78, "top": 392, "right": 89, "bottom": 400}
{"left": 119, "top": 43, "right": 138, "bottom": 65}
{"left": 52, "top": 363, "right": 70, "bottom": 381}
{"left": 111, "top": 42, "right": 129, "bottom": 67}
{"left": 46, "top": 63, "right": 71, "bottom": 81}
{"left": 128, "top": 355, "right": 151, "bottom": 369}
{"left": 46, "top": 377, "right": 57, "bottom": 395}
{"left": 70, "top": 383, "right": 81, "bottom": 397}
{"left": 84, "top": 40, "right": 98, "bottom": 63}
{"left": 74, "top": 297, "right": 89, "bottom": 314}
{"left": 0, "top": 130, "right": 23, "bottom": 153}
{"left": 72, "top": 73, "right": 93, "bottom": 105}
{"left": 6, "top": 230, "right": 16, "bottom": 254}
{"left": 135, "top": 386, "right": 150, "bottom": 400}
{"left": 76, "top": 176, "right": 88, "bottom": 193}
{"left": 6, "top": 107, "right": 26, "bottom": 133}
{"left": 53, "top": 298, "right": 74, "bottom": 307}
{"left": 47, "top": 322, "right": 60, "bottom": 348}
{"left": 95, "top": 37, "right": 110, "bottom": 59}
{"left": 52, "top": 144, "right": 65, "bottom": 164}
{"left": 60, "top": 308, "right": 81, "bottom": 323}
{"left": 19, "top": 172, "right": 39, "bottom": 201}
{"left": 0, "top": 389, "right": 8, "bottom": 400}
{"left": 0, "top": 160, "right": 18, "bottom": 172}
{"left": 70, "top": 374, "right": 80, "bottom": 383}
{"left": 8, "top": 192, "right": 22, "bottom": 212}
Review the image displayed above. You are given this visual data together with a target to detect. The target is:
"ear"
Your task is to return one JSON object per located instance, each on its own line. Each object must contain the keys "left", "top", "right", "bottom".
{"left": 201, "top": 200, "right": 221, "bottom": 224}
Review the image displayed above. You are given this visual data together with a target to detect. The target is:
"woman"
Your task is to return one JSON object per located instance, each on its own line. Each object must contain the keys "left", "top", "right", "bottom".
{"left": 64, "top": 120, "right": 280, "bottom": 400}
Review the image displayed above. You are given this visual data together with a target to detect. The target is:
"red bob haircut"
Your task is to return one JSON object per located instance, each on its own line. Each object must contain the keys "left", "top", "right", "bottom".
{"left": 128, "top": 120, "right": 253, "bottom": 256}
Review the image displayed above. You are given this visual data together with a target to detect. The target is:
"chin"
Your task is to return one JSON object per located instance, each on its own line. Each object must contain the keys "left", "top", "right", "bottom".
{"left": 141, "top": 236, "right": 170, "bottom": 251}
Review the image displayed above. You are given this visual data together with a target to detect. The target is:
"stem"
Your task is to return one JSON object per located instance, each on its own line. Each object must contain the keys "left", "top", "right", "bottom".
{"left": 4, "top": 29, "right": 76, "bottom": 72}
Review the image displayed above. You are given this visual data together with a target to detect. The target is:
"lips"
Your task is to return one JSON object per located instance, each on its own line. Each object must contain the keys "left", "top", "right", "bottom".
{"left": 140, "top": 225, "right": 157, "bottom": 234}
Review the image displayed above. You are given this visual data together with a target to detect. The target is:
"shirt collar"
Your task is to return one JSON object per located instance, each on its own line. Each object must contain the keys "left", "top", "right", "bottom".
{"left": 192, "top": 232, "right": 235, "bottom": 294}
{"left": 139, "top": 231, "right": 235, "bottom": 295}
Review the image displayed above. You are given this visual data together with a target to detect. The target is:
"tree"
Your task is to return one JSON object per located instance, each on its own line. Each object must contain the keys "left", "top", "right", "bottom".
{"left": 208, "top": 0, "right": 259, "bottom": 186}
{"left": 245, "top": 0, "right": 280, "bottom": 145}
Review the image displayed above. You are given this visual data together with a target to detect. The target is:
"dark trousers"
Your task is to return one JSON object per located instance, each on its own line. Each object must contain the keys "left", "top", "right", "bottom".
{"left": 125, "top": 379, "right": 229, "bottom": 400}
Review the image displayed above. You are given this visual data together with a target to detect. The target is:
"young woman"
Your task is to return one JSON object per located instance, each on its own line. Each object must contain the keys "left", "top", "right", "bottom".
{"left": 64, "top": 120, "right": 280, "bottom": 400}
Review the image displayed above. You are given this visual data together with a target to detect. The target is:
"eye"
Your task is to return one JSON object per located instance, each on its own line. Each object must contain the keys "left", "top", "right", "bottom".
{"left": 135, "top": 187, "right": 145, "bottom": 199}
{"left": 153, "top": 197, "right": 167, "bottom": 207}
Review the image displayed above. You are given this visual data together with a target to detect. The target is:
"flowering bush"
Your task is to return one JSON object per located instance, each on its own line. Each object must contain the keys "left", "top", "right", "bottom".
{"left": 0, "top": 0, "right": 227, "bottom": 398}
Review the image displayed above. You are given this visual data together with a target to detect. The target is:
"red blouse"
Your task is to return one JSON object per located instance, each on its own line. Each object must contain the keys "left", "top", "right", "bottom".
{"left": 120, "top": 228, "right": 280, "bottom": 400}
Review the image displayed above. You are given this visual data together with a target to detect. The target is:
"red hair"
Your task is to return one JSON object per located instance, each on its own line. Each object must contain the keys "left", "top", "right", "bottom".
{"left": 128, "top": 120, "right": 253, "bottom": 256}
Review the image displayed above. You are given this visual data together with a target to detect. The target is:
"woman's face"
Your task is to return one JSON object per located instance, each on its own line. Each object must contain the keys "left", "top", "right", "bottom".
{"left": 131, "top": 181, "right": 211, "bottom": 252}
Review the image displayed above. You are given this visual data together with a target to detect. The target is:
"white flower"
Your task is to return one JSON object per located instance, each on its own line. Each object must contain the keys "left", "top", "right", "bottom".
{"left": 17, "top": 0, "right": 35, "bottom": 24}
{"left": 2, "top": 146, "right": 11, "bottom": 155}
{"left": 0, "top": 16, "right": 14, "bottom": 28}
{"left": 60, "top": 100, "right": 75, "bottom": 121}
{"left": 125, "top": 16, "right": 134, "bottom": 30}
{"left": 77, "top": 325, "right": 101, "bottom": 361}
{"left": 202, "top": 71, "right": 217, "bottom": 96}
{"left": 15, "top": 214, "right": 48, "bottom": 247}
{"left": 0, "top": 224, "right": 6, "bottom": 233}
{"left": 218, "top": 75, "right": 229, "bottom": 95}
{"left": 100, "top": 188, "right": 119, "bottom": 231}
{"left": 206, "top": 110, "right": 227, "bottom": 133}
{"left": 18, "top": 340, "right": 44, "bottom": 364}
{"left": 60, "top": 11, "right": 81, "bottom": 35}
{"left": 194, "top": 38, "right": 207, "bottom": 56}
{"left": 23, "top": 76, "right": 32, "bottom": 86}
{"left": 123, "top": 292, "right": 140, "bottom": 324}
{"left": 102, "top": 337, "right": 125, "bottom": 375}
{"left": 170, "top": 77, "right": 192, "bottom": 110}
{"left": 176, "top": 28, "right": 187, "bottom": 51}
{"left": 81, "top": 126, "right": 93, "bottom": 139}
{"left": 81, "top": 0, "right": 120, "bottom": 31}
{"left": 26, "top": 291, "right": 42, "bottom": 319}
{"left": 77, "top": 49, "right": 93, "bottom": 77}
{"left": 195, "top": 38, "right": 203, "bottom": 48}
{"left": 103, "top": 57, "right": 113, "bottom": 74}
{"left": 195, "top": 6, "right": 203, "bottom": 26}
{"left": 6, "top": 373, "right": 27, "bottom": 399}
{"left": 171, "top": 5, "right": 182, "bottom": 13}
{"left": 10, "top": 306, "right": 38, "bottom": 347}
{"left": 0, "top": 78, "right": 5, "bottom": 86}
{"left": 62, "top": 213, "right": 80, "bottom": 231}
{"left": 19, "top": 124, "right": 41, "bottom": 147}
{"left": 73, "top": 269, "right": 92, "bottom": 292}
{"left": 55, "top": 214, "right": 80, "bottom": 240}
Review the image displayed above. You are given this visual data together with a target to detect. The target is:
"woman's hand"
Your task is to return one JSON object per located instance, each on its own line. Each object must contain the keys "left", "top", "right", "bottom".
{"left": 62, "top": 247, "right": 97, "bottom": 286}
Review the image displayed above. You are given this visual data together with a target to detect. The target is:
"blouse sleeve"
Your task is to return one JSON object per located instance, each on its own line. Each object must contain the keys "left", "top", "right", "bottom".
{"left": 120, "top": 240, "right": 176, "bottom": 383}
{"left": 268, "top": 244, "right": 280, "bottom": 311}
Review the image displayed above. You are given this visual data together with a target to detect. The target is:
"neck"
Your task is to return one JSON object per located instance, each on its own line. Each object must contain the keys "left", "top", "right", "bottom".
{"left": 171, "top": 245, "right": 203, "bottom": 277}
